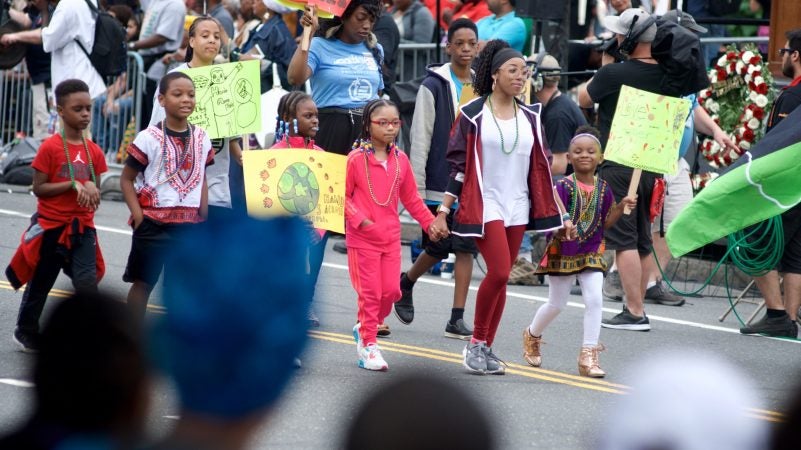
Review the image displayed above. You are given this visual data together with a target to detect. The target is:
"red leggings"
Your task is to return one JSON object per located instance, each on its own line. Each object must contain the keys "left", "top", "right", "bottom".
{"left": 473, "top": 221, "right": 526, "bottom": 346}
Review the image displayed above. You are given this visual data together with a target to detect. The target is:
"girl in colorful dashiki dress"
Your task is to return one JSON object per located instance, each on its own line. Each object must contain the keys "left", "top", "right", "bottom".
{"left": 523, "top": 126, "right": 636, "bottom": 378}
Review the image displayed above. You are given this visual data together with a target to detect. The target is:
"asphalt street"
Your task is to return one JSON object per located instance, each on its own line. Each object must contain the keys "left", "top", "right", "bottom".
{"left": 0, "top": 186, "right": 799, "bottom": 449}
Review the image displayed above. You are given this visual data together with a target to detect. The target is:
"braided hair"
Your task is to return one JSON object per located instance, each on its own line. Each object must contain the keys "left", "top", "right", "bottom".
{"left": 356, "top": 98, "right": 397, "bottom": 146}
{"left": 275, "top": 91, "right": 308, "bottom": 138}
{"left": 318, "top": 0, "right": 384, "bottom": 93}
{"left": 472, "top": 39, "right": 511, "bottom": 97}
{"left": 184, "top": 16, "right": 222, "bottom": 63}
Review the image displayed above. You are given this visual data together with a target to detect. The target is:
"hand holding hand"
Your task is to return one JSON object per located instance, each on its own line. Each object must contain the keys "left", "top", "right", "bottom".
{"left": 82, "top": 181, "right": 101, "bottom": 210}
{"left": 428, "top": 215, "right": 449, "bottom": 241}
{"left": 74, "top": 182, "right": 90, "bottom": 208}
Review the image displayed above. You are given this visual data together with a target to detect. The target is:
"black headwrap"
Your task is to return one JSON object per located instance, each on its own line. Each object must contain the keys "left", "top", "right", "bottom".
{"left": 490, "top": 48, "right": 525, "bottom": 73}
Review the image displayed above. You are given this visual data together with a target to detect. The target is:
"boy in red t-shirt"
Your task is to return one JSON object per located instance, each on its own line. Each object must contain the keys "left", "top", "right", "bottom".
{"left": 5, "top": 79, "right": 108, "bottom": 353}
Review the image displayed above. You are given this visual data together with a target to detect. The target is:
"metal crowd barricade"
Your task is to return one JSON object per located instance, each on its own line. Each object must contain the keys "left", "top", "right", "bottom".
{"left": 396, "top": 43, "right": 446, "bottom": 83}
{"left": 0, "top": 51, "right": 145, "bottom": 161}
{"left": 0, "top": 64, "right": 34, "bottom": 146}
{"left": 93, "top": 51, "right": 146, "bottom": 163}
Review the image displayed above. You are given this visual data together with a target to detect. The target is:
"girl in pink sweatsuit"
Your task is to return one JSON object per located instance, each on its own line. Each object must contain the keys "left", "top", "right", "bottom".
{"left": 346, "top": 99, "right": 444, "bottom": 371}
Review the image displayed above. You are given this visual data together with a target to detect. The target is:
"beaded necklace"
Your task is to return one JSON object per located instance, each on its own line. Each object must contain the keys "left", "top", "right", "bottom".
{"left": 61, "top": 129, "right": 96, "bottom": 190}
{"left": 153, "top": 120, "right": 195, "bottom": 186}
{"left": 487, "top": 94, "right": 519, "bottom": 155}
{"left": 569, "top": 174, "right": 602, "bottom": 243}
{"left": 361, "top": 140, "right": 400, "bottom": 207}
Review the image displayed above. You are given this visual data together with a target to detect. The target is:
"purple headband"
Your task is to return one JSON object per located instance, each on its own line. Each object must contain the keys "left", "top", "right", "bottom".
{"left": 570, "top": 133, "right": 602, "bottom": 148}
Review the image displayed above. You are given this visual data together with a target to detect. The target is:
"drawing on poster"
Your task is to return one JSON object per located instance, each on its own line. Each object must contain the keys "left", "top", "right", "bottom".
{"left": 182, "top": 60, "right": 261, "bottom": 139}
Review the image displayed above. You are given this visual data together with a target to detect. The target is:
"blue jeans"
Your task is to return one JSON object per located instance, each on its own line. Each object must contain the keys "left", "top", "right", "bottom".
{"left": 309, "top": 232, "right": 329, "bottom": 301}
{"left": 519, "top": 231, "right": 533, "bottom": 255}
{"left": 92, "top": 95, "right": 133, "bottom": 157}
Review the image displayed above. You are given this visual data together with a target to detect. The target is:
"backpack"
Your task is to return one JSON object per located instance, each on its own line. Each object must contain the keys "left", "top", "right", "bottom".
{"left": 0, "top": 137, "right": 39, "bottom": 185}
{"left": 75, "top": 0, "right": 127, "bottom": 81}
{"left": 651, "top": 17, "right": 710, "bottom": 97}
{"left": 708, "top": 0, "right": 741, "bottom": 16}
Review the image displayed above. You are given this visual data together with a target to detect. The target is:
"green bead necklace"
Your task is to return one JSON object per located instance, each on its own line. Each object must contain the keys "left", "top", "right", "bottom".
{"left": 61, "top": 129, "right": 97, "bottom": 191}
{"left": 569, "top": 174, "right": 602, "bottom": 243}
{"left": 487, "top": 94, "right": 519, "bottom": 155}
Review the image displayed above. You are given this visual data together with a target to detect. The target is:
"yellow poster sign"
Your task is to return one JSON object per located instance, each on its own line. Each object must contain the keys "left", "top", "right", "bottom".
{"left": 243, "top": 149, "right": 347, "bottom": 233}
{"left": 604, "top": 85, "right": 691, "bottom": 174}
{"left": 181, "top": 60, "right": 261, "bottom": 139}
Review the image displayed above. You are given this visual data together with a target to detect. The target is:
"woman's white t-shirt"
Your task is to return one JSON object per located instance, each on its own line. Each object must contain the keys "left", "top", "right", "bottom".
{"left": 480, "top": 104, "right": 534, "bottom": 226}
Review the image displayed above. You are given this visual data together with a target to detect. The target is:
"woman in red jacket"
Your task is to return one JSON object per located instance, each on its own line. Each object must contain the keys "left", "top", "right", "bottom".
{"left": 432, "top": 40, "right": 570, "bottom": 375}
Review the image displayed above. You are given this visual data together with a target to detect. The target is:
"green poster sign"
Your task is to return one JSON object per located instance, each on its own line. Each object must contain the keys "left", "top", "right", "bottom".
{"left": 181, "top": 60, "right": 262, "bottom": 139}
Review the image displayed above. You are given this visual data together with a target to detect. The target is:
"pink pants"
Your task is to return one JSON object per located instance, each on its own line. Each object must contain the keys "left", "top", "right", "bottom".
{"left": 348, "top": 246, "right": 402, "bottom": 346}
{"left": 474, "top": 221, "right": 526, "bottom": 346}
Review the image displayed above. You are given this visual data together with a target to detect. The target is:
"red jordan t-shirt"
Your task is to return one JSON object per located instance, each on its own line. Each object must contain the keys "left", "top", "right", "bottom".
{"left": 31, "top": 134, "right": 108, "bottom": 222}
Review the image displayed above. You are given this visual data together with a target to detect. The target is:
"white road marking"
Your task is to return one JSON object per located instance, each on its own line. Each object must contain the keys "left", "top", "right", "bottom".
{"left": 0, "top": 209, "right": 132, "bottom": 236}
{"left": 0, "top": 378, "right": 34, "bottom": 388}
{"left": 1, "top": 208, "right": 795, "bottom": 342}
{"left": 322, "top": 262, "right": 801, "bottom": 343}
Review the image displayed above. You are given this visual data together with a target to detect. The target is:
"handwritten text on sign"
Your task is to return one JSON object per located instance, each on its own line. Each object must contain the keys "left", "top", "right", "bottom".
{"left": 181, "top": 60, "right": 262, "bottom": 139}
{"left": 243, "top": 149, "right": 347, "bottom": 234}
{"left": 604, "top": 85, "right": 691, "bottom": 174}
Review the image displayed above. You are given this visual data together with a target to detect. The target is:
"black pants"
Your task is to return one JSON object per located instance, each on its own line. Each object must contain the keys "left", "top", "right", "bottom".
{"left": 316, "top": 109, "right": 364, "bottom": 156}
{"left": 17, "top": 226, "right": 98, "bottom": 333}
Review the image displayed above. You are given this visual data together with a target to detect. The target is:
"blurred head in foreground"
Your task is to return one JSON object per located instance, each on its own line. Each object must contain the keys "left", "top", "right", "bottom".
{"left": 597, "top": 351, "right": 767, "bottom": 450}
{"left": 152, "top": 215, "right": 312, "bottom": 450}
{"left": 0, "top": 292, "right": 148, "bottom": 449}
{"left": 344, "top": 374, "right": 496, "bottom": 450}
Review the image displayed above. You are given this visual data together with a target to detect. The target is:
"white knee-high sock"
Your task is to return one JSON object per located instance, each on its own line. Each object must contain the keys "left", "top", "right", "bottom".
{"left": 529, "top": 275, "right": 572, "bottom": 336}
{"left": 579, "top": 271, "right": 604, "bottom": 346}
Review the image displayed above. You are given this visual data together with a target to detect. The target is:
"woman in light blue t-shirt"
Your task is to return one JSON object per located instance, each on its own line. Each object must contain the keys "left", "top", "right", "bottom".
{"left": 287, "top": 0, "right": 385, "bottom": 156}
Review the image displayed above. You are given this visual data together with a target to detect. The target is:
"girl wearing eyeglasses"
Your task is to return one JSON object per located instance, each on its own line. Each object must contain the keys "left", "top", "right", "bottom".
{"left": 346, "top": 99, "right": 444, "bottom": 371}
{"left": 431, "top": 39, "right": 569, "bottom": 375}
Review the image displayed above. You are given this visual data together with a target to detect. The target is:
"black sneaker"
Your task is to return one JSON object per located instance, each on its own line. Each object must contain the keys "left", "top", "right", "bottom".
{"left": 332, "top": 241, "right": 348, "bottom": 254}
{"left": 740, "top": 314, "right": 798, "bottom": 338}
{"left": 601, "top": 309, "right": 651, "bottom": 331}
{"left": 12, "top": 328, "right": 40, "bottom": 353}
{"left": 645, "top": 282, "right": 685, "bottom": 307}
{"left": 603, "top": 272, "right": 624, "bottom": 302}
{"left": 444, "top": 319, "right": 472, "bottom": 340}
{"left": 394, "top": 273, "right": 414, "bottom": 325}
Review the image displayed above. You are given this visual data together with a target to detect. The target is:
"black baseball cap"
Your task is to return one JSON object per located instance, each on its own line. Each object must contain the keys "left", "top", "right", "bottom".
{"left": 662, "top": 10, "right": 708, "bottom": 34}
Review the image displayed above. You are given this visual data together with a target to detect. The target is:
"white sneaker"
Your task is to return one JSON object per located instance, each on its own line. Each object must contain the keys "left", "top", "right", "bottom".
{"left": 358, "top": 344, "right": 389, "bottom": 371}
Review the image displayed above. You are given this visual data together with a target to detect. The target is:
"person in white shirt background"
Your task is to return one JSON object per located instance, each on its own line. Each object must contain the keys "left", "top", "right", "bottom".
{"left": 40, "top": 0, "right": 106, "bottom": 100}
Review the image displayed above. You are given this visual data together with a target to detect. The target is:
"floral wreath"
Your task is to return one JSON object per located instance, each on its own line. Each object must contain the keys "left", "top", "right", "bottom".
{"left": 697, "top": 44, "right": 775, "bottom": 168}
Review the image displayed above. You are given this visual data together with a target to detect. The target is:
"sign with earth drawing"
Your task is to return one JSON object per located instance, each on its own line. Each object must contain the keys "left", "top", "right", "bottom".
{"left": 181, "top": 60, "right": 261, "bottom": 139}
{"left": 243, "top": 149, "right": 347, "bottom": 233}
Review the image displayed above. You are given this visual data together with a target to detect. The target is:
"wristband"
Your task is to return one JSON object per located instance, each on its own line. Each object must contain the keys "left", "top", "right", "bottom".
{"left": 436, "top": 204, "right": 450, "bottom": 215}
{"left": 561, "top": 213, "right": 571, "bottom": 222}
